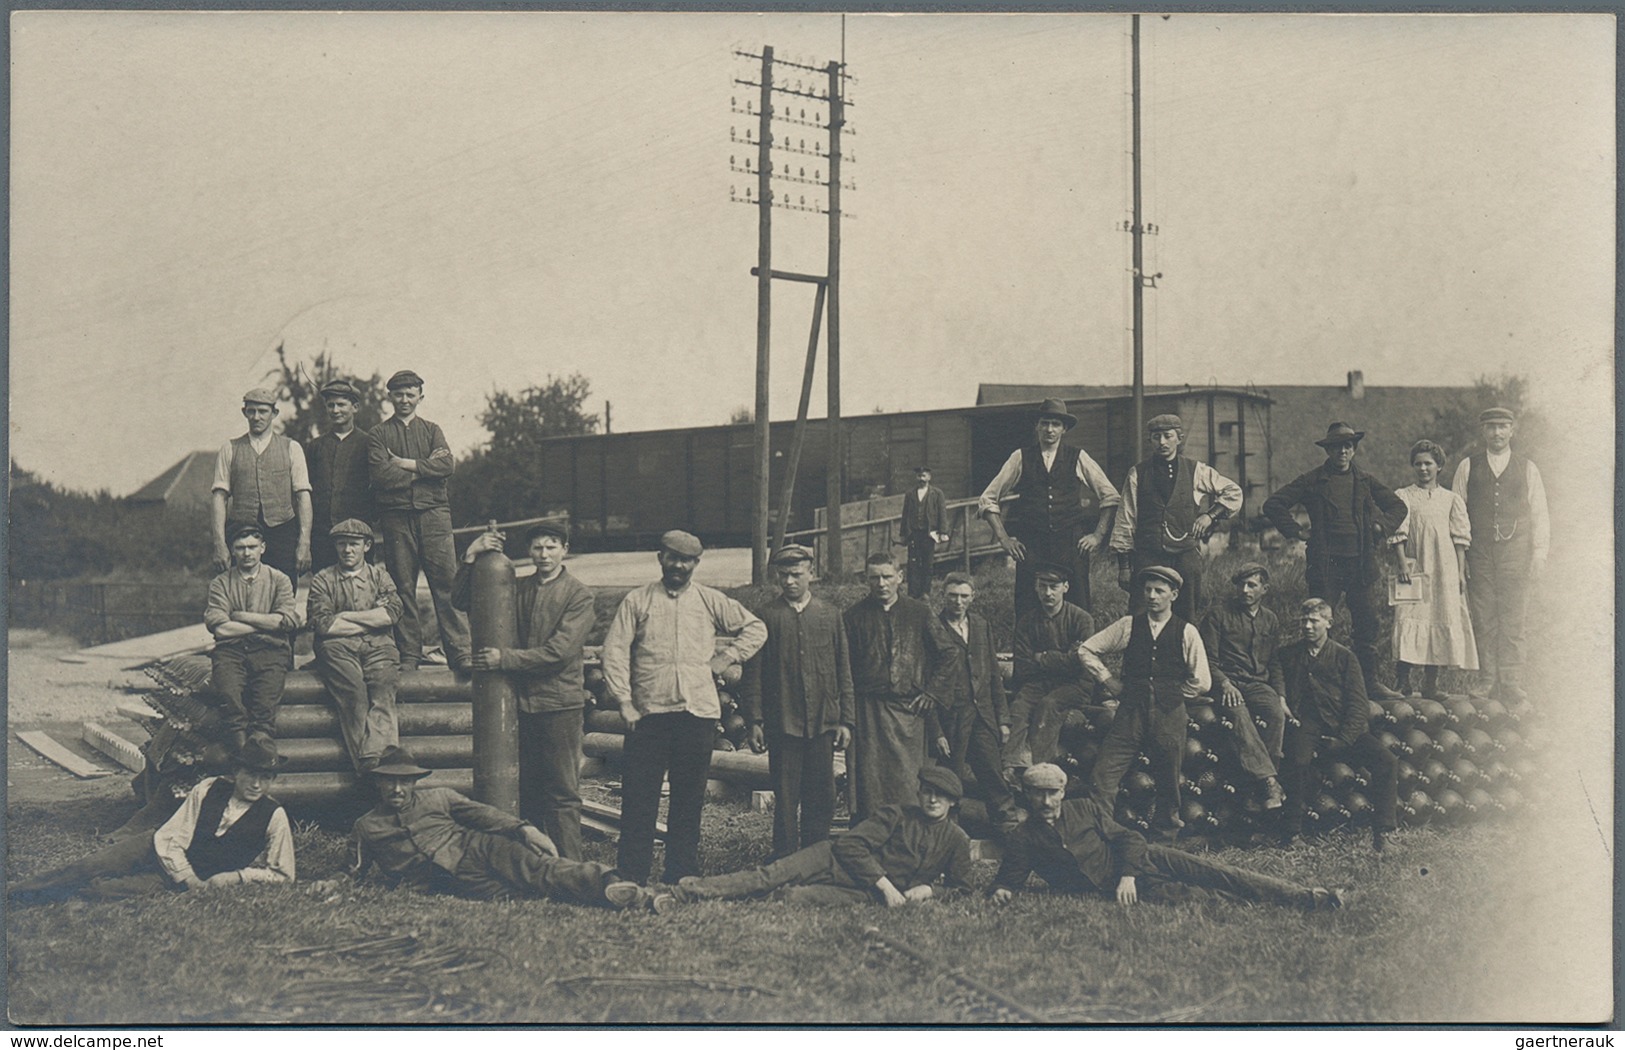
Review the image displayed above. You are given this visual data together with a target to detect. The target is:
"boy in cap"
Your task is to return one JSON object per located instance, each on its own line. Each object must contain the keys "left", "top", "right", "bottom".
{"left": 367, "top": 369, "right": 471, "bottom": 672}
{"left": 211, "top": 387, "right": 313, "bottom": 584}
{"left": 991, "top": 764, "right": 1344, "bottom": 910}
{"left": 740, "top": 544, "right": 855, "bottom": 858}
{"left": 1077, "top": 564, "right": 1211, "bottom": 838}
{"left": 601, "top": 530, "right": 767, "bottom": 884}
{"left": 1110, "top": 413, "right": 1243, "bottom": 622}
{"left": 453, "top": 518, "right": 596, "bottom": 860}
{"left": 1450, "top": 407, "right": 1549, "bottom": 703}
{"left": 321, "top": 747, "right": 667, "bottom": 911}
{"left": 676, "top": 766, "right": 974, "bottom": 906}
{"left": 900, "top": 465, "right": 948, "bottom": 599}
{"left": 1262, "top": 422, "right": 1410, "bottom": 700}
{"left": 1004, "top": 563, "right": 1096, "bottom": 778}
{"left": 978, "top": 398, "right": 1121, "bottom": 617}
{"left": 1197, "top": 563, "right": 1288, "bottom": 809}
{"left": 12, "top": 739, "right": 295, "bottom": 903}
{"left": 308, "top": 378, "right": 376, "bottom": 572}
{"left": 926, "top": 572, "right": 1018, "bottom": 832}
{"left": 307, "top": 518, "right": 404, "bottom": 771}
{"left": 205, "top": 524, "right": 301, "bottom": 750}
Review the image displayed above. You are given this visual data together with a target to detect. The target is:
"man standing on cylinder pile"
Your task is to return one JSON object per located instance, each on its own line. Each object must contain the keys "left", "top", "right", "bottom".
{"left": 307, "top": 379, "right": 376, "bottom": 574}
{"left": 211, "top": 387, "right": 313, "bottom": 587}
{"left": 601, "top": 531, "right": 766, "bottom": 885}
{"left": 1110, "top": 413, "right": 1242, "bottom": 623}
{"left": 453, "top": 520, "right": 596, "bottom": 860}
{"left": 740, "top": 544, "right": 855, "bottom": 860}
{"left": 979, "top": 398, "right": 1120, "bottom": 618}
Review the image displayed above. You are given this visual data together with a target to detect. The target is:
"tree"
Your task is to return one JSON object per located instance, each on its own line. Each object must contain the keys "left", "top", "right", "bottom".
{"left": 265, "top": 343, "right": 390, "bottom": 445}
{"left": 1428, "top": 373, "right": 1543, "bottom": 468}
{"left": 727, "top": 405, "right": 753, "bottom": 425}
{"left": 480, "top": 374, "right": 600, "bottom": 451}
{"left": 451, "top": 374, "right": 600, "bottom": 523}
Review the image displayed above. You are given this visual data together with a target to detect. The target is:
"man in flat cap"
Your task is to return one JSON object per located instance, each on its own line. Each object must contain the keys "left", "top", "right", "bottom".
{"left": 308, "top": 378, "right": 377, "bottom": 573}
{"left": 205, "top": 524, "right": 302, "bottom": 751}
{"left": 1110, "top": 413, "right": 1243, "bottom": 623}
{"left": 739, "top": 544, "right": 855, "bottom": 859}
{"left": 1262, "top": 422, "right": 1410, "bottom": 700}
{"left": 307, "top": 518, "right": 404, "bottom": 771}
{"left": 926, "top": 572, "right": 1018, "bottom": 833}
{"left": 211, "top": 387, "right": 313, "bottom": 585}
{"left": 1450, "top": 407, "right": 1549, "bottom": 703}
{"left": 319, "top": 747, "right": 669, "bottom": 911}
{"left": 979, "top": 398, "right": 1121, "bottom": 618}
{"left": 601, "top": 531, "right": 767, "bottom": 885}
{"left": 991, "top": 764, "right": 1345, "bottom": 910}
{"left": 452, "top": 519, "right": 596, "bottom": 859}
{"left": 1004, "top": 563, "right": 1096, "bottom": 779}
{"left": 900, "top": 466, "right": 948, "bottom": 599}
{"left": 367, "top": 369, "right": 470, "bottom": 672}
{"left": 1077, "top": 564, "right": 1210, "bottom": 839}
{"left": 1197, "top": 563, "right": 1287, "bottom": 810}
{"left": 676, "top": 766, "right": 973, "bottom": 907}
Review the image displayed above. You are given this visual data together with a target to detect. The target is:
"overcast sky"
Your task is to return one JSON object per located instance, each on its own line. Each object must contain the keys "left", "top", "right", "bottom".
{"left": 9, "top": 11, "right": 1614, "bottom": 495}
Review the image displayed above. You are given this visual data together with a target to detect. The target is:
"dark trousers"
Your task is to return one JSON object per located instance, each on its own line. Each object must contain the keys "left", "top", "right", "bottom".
{"left": 380, "top": 506, "right": 471, "bottom": 668}
{"left": 256, "top": 518, "right": 301, "bottom": 587}
{"left": 1090, "top": 681, "right": 1186, "bottom": 824}
{"left": 1138, "top": 844, "right": 1317, "bottom": 907}
{"left": 12, "top": 831, "right": 176, "bottom": 903}
{"left": 518, "top": 708, "right": 585, "bottom": 861}
{"left": 906, "top": 529, "right": 936, "bottom": 599}
{"left": 1466, "top": 535, "right": 1532, "bottom": 683}
{"left": 767, "top": 729, "right": 837, "bottom": 858}
{"left": 1215, "top": 681, "right": 1286, "bottom": 780}
{"left": 938, "top": 705, "right": 1017, "bottom": 828}
{"left": 682, "top": 839, "right": 868, "bottom": 904}
{"left": 617, "top": 711, "right": 715, "bottom": 884}
{"left": 1007, "top": 681, "right": 1093, "bottom": 769}
{"left": 211, "top": 635, "right": 290, "bottom": 740}
{"left": 1011, "top": 525, "right": 1091, "bottom": 618}
{"left": 448, "top": 831, "right": 618, "bottom": 904}
{"left": 1279, "top": 724, "right": 1399, "bottom": 835}
{"left": 316, "top": 634, "right": 400, "bottom": 769}
{"left": 1128, "top": 549, "right": 1205, "bottom": 624}
{"left": 1307, "top": 555, "right": 1384, "bottom": 690}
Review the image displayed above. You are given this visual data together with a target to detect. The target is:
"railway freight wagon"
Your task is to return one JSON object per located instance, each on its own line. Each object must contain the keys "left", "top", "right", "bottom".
{"left": 523, "top": 389, "right": 1272, "bottom": 551}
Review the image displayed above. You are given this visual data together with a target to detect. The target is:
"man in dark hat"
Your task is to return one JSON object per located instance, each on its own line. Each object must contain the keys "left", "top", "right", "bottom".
{"left": 1110, "top": 413, "right": 1242, "bottom": 622}
{"left": 1004, "top": 563, "right": 1096, "bottom": 778}
{"left": 1450, "top": 407, "right": 1549, "bottom": 703}
{"left": 452, "top": 518, "right": 595, "bottom": 860}
{"left": 740, "top": 544, "right": 855, "bottom": 858}
{"left": 978, "top": 397, "right": 1121, "bottom": 617}
{"left": 676, "top": 766, "right": 973, "bottom": 906}
{"left": 308, "top": 518, "right": 404, "bottom": 771}
{"left": 211, "top": 386, "right": 313, "bottom": 583}
{"left": 991, "top": 764, "right": 1345, "bottom": 910}
{"left": 308, "top": 378, "right": 377, "bottom": 573}
{"left": 12, "top": 739, "right": 295, "bottom": 903}
{"left": 329, "top": 747, "right": 668, "bottom": 911}
{"left": 205, "top": 524, "right": 301, "bottom": 750}
{"left": 601, "top": 530, "right": 767, "bottom": 885}
{"left": 1197, "top": 563, "right": 1287, "bottom": 810}
{"left": 367, "top": 369, "right": 470, "bottom": 672}
{"left": 1262, "top": 422, "right": 1410, "bottom": 700}
{"left": 900, "top": 465, "right": 948, "bottom": 599}
{"left": 1077, "top": 564, "right": 1211, "bottom": 839}
{"left": 926, "top": 572, "right": 1018, "bottom": 832}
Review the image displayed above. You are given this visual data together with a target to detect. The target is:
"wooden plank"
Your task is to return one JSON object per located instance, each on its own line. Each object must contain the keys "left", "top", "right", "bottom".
{"left": 580, "top": 814, "right": 621, "bottom": 841}
{"left": 116, "top": 700, "right": 162, "bottom": 724}
{"left": 81, "top": 721, "right": 146, "bottom": 773}
{"left": 581, "top": 798, "right": 666, "bottom": 838}
{"left": 16, "top": 730, "right": 114, "bottom": 779}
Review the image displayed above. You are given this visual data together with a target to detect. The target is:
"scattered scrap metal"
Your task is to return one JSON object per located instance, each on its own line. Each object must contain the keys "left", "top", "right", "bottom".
{"left": 861, "top": 925, "right": 1051, "bottom": 1024}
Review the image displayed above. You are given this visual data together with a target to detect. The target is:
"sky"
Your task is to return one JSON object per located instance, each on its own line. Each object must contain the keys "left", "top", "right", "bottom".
{"left": 8, "top": 11, "right": 1614, "bottom": 495}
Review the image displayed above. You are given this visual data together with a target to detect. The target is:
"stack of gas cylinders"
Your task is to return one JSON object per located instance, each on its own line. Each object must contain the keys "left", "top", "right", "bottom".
{"left": 582, "top": 653, "right": 752, "bottom": 751}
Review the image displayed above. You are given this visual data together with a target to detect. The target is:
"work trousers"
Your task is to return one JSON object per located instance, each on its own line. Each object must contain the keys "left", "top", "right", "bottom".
{"left": 1010, "top": 525, "right": 1092, "bottom": 619}
{"left": 380, "top": 506, "right": 470, "bottom": 669}
{"left": 1466, "top": 534, "right": 1532, "bottom": 685}
{"left": 681, "top": 839, "right": 867, "bottom": 902}
{"left": 1136, "top": 844, "right": 1318, "bottom": 908}
{"left": 1006, "top": 681, "right": 1092, "bottom": 770}
{"left": 938, "top": 705, "right": 1016, "bottom": 829}
{"left": 617, "top": 711, "right": 714, "bottom": 884}
{"left": 518, "top": 708, "right": 586, "bottom": 861}
{"left": 766, "top": 729, "right": 838, "bottom": 858}
{"left": 1307, "top": 555, "right": 1384, "bottom": 692}
{"left": 11, "top": 831, "right": 177, "bottom": 903}
{"left": 316, "top": 633, "right": 401, "bottom": 770}
{"left": 445, "top": 831, "right": 619, "bottom": 904}
{"left": 212, "top": 636, "right": 290, "bottom": 741}
{"left": 906, "top": 529, "right": 937, "bottom": 599}
{"left": 1128, "top": 549, "right": 1205, "bottom": 624}
{"left": 255, "top": 518, "right": 302, "bottom": 588}
{"left": 851, "top": 693, "right": 928, "bottom": 823}
{"left": 1279, "top": 724, "right": 1399, "bottom": 836}
{"left": 1214, "top": 681, "right": 1286, "bottom": 780}
{"left": 1090, "top": 680, "right": 1186, "bottom": 825}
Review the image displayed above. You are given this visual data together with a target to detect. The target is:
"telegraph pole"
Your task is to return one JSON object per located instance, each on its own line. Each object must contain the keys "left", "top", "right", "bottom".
{"left": 824, "top": 59, "right": 844, "bottom": 578}
{"left": 1130, "top": 13, "right": 1145, "bottom": 445}
{"left": 753, "top": 47, "right": 775, "bottom": 584}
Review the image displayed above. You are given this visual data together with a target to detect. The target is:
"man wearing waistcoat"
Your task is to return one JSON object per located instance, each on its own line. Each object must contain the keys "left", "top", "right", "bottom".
{"left": 1077, "top": 565, "right": 1211, "bottom": 839}
{"left": 979, "top": 398, "right": 1121, "bottom": 618}
{"left": 1450, "top": 407, "right": 1549, "bottom": 703}
{"left": 211, "top": 387, "right": 313, "bottom": 584}
{"left": 1110, "top": 413, "right": 1243, "bottom": 623}
{"left": 1262, "top": 422, "right": 1410, "bottom": 700}
{"left": 308, "top": 379, "right": 377, "bottom": 573}
{"left": 926, "top": 573, "right": 1018, "bottom": 832}
{"left": 901, "top": 466, "right": 949, "bottom": 599}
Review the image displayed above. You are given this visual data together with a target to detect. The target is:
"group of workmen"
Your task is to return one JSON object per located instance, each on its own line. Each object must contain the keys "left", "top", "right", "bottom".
{"left": 12, "top": 384, "right": 1547, "bottom": 918}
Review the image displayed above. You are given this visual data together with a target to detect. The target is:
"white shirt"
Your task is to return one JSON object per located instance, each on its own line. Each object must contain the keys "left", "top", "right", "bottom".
{"left": 1109, "top": 458, "right": 1245, "bottom": 554}
{"left": 1450, "top": 452, "right": 1550, "bottom": 562}
{"left": 153, "top": 776, "right": 296, "bottom": 885}
{"left": 1076, "top": 614, "right": 1211, "bottom": 699}
{"left": 211, "top": 433, "right": 312, "bottom": 495}
{"left": 978, "top": 444, "right": 1123, "bottom": 518}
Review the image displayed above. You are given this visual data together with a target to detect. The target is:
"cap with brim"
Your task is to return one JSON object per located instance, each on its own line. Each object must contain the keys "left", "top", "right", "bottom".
{"left": 1032, "top": 563, "right": 1070, "bottom": 584}
{"left": 234, "top": 737, "right": 288, "bottom": 773}
{"left": 914, "top": 465, "right": 931, "bottom": 473}
{"left": 770, "top": 544, "right": 815, "bottom": 567}
{"left": 917, "top": 764, "right": 964, "bottom": 800}
{"left": 368, "top": 746, "right": 432, "bottom": 779}
{"left": 1134, "top": 564, "right": 1184, "bottom": 590}
{"left": 1230, "top": 562, "right": 1270, "bottom": 586}
{"left": 229, "top": 524, "right": 265, "bottom": 543}
{"left": 525, "top": 519, "right": 571, "bottom": 544}
{"left": 319, "top": 379, "right": 362, "bottom": 402}
{"left": 1035, "top": 397, "right": 1078, "bottom": 429}
{"left": 1479, "top": 407, "right": 1516, "bottom": 424}
{"left": 329, "top": 518, "right": 374, "bottom": 540}
{"left": 1022, "top": 763, "right": 1068, "bottom": 790}
{"left": 386, "top": 369, "right": 425, "bottom": 391}
{"left": 660, "top": 530, "right": 704, "bottom": 558}
{"left": 1147, "top": 413, "right": 1184, "bottom": 433}
{"left": 1315, "top": 422, "right": 1365, "bottom": 448}
{"left": 242, "top": 387, "right": 278, "bottom": 407}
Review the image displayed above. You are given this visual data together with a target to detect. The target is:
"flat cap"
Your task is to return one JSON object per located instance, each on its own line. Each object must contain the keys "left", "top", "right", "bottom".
{"left": 329, "top": 518, "right": 374, "bottom": 540}
{"left": 660, "top": 530, "right": 704, "bottom": 557}
{"left": 1479, "top": 406, "right": 1516, "bottom": 424}
{"left": 228, "top": 523, "right": 265, "bottom": 543}
{"left": 1022, "top": 763, "right": 1068, "bottom": 791}
{"left": 319, "top": 379, "right": 362, "bottom": 402}
{"left": 770, "top": 544, "right": 815, "bottom": 566}
{"left": 1032, "top": 563, "right": 1071, "bottom": 584}
{"left": 1134, "top": 564, "right": 1184, "bottom": 590}
{"left": 386, "top": 369, "right": 426, "bottom": 390}
{"left": 913, "top": 465, "right": 932, "bottom": 474}
{"left": 1147, "top": 413, "right": 1184, "bottom": 433}
{"left": 1230, "top": 562, "right": 1270, "bottom": 585}
{"left": 917, "top": 765, "right": 964, "bottom": 800}
{"left": 525, "top": 519, "right": 571, "bottom": 544}
{"left": 242, "top": 387, "right": 278, "bottom": 407}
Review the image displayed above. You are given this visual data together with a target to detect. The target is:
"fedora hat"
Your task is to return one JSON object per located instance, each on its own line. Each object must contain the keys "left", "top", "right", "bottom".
{"left": 368, "top": 746, "right": 433, "bottom": 779}
{"left": 1315, "top": 422, "right": 1365, "bottom": 448}
{"left": 1035, "top": 398, "right": 1077, "bottom": 429}
{"left": 233, "top": 737, "right": 287, "bottom": 773}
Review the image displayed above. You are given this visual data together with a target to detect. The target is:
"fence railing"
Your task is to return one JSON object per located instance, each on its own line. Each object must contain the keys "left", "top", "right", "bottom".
{"left": 10, "top": 578, "right": 208, "bottom": 645}
{"left": 797, "top": 495, "right": 1012, "bottom": 577}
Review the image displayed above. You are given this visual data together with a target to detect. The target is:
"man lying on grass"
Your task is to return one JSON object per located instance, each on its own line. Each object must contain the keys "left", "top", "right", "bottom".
{"left": 990, "top": 764, "right": 1346, "bottom": 910}
{"left": 12, "top": 739, "right": 295, "bottom": 904}
{"left": 675, "top": 765, "right": 972, "bottom": 906}
{"left": 306, "top": 747, "right": 670, "bottom": 913}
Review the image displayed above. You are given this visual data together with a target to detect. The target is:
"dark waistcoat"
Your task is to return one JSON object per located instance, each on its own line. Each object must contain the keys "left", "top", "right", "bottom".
{"left": 185, "top": 778, "right": 280, "bottom": 880}
{"left": 1121, "top": 613, "right": 1190, "bottom": 682}
{"left": 1134, "top": 456, "right": 1200, "bottom": 553}
{"left": 1007, "top": 442, "right": 1091, "bottom": 534}
{"left": 1465, "top": 450, "right": 1530, "bottom": 543}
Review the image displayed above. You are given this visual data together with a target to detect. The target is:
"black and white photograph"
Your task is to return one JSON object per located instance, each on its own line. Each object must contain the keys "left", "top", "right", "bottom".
{"left": 5, "top": 7, "right": 1614, "bottom": 1029}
